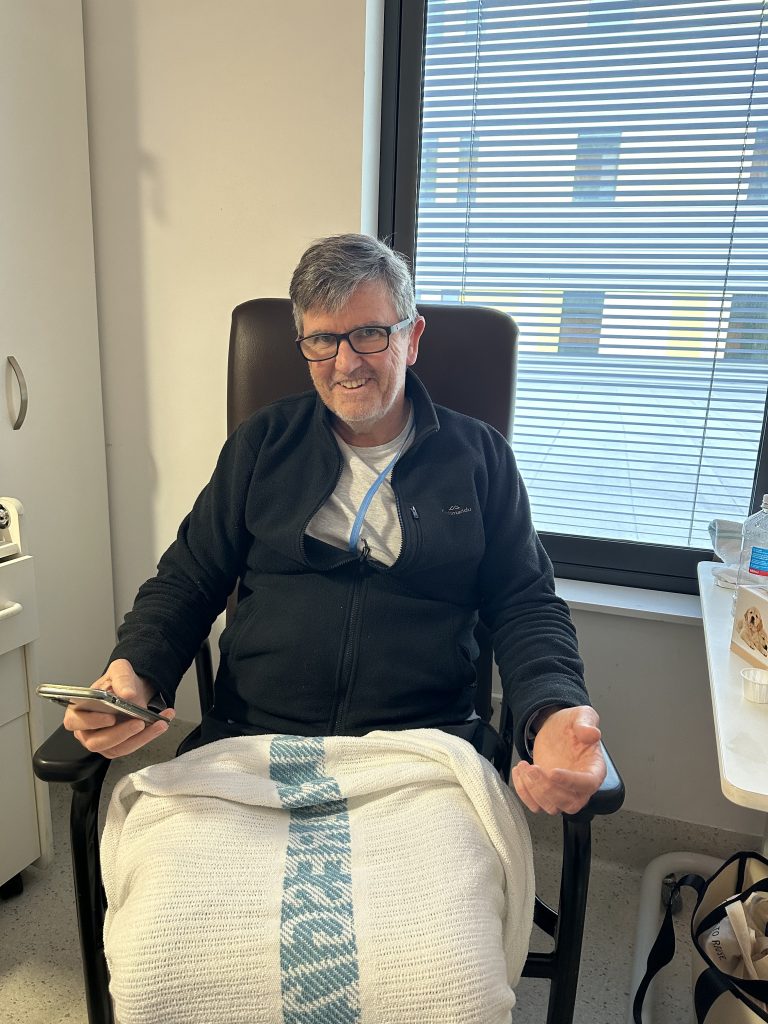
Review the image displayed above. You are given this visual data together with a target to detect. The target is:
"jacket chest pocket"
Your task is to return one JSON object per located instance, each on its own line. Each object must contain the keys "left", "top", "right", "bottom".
{"left": 416, "top": 500, "right": 485, "bottom": 568}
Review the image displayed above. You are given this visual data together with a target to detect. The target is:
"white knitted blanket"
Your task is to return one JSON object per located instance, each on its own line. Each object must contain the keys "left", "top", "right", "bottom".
{"left": 101, "top": 729, "right": 534, "bottom": 1024}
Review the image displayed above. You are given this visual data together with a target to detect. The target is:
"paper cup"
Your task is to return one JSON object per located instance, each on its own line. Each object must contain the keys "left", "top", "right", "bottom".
{"left": 741, "top": 667, "right": 768, "bottom": 703}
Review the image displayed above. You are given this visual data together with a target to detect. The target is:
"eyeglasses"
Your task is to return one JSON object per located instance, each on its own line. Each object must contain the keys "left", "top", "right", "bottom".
{"left": 296, "top": 317, "right": 414, "bottom": 362}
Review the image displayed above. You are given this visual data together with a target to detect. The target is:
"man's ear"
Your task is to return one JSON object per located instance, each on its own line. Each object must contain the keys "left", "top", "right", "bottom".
{"left": 406, "top": 315, "right": 426, "bottom": 366}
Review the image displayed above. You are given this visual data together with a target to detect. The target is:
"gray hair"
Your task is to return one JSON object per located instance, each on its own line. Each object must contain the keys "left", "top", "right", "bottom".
{"left": 289, "top": 233, "right": 417, "bottom": 335}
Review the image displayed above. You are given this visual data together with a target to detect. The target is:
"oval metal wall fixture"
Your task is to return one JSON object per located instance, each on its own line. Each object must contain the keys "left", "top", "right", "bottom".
{"left": 7, "top": 356, "right": 28, "bottom": 430}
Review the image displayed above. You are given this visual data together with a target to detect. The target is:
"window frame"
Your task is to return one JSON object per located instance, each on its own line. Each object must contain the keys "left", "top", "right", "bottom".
{"left": 378, "top": 0, "right": 768, "bottom": 595}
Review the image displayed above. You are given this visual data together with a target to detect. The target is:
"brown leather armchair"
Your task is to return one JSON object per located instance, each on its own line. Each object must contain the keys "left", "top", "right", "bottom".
{"left": 34, "top": 299, "right": 624, "bottom": 1024}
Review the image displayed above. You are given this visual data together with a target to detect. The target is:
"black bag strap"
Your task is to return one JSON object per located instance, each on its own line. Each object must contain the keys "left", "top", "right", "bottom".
{"left": 633, "top": 873, "right": 706, "bottom": 1024}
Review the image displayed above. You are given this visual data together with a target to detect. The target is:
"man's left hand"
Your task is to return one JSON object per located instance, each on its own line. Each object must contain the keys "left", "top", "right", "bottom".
{"left": 511, "top": 706, "right": 606, "bottom": 815}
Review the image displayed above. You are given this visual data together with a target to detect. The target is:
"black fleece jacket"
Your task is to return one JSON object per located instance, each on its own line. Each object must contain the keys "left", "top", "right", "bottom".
{"left": 110, "top": 370, "right": 588, "bottom": 758}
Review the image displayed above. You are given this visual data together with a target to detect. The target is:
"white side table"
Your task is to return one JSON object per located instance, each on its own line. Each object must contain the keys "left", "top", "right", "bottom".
{"left": 0, "top": 497, "right": 52, "bottom": 898}
{"left": 697, "top": 561, "right": 768, "bottom": 850}
{"left": 628, "top": 563, "right": 768, "bottom": 1023}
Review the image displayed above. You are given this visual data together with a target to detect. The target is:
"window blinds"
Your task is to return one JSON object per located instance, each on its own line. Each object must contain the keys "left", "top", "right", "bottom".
{"left": 415, "top": 0, "right": 768, "bottom": 548}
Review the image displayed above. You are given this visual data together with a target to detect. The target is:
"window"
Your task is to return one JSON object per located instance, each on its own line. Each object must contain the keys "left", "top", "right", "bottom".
{"left": 573, "top": 131, "right": 621, "bottom": 202}
{"left": 559, "top": 290, "right": 604, "bottom": 354}
{"left": 380, "top": 0, "right": 768, "bottom": 593}
{"left": 725, "top": 294, "right": 768, "bottom": 362}
{"left": 747, "top": 128, "right": 768, "bottom": 202}
{"left": 419, "top": 132, "right": 473, "bottom": 208}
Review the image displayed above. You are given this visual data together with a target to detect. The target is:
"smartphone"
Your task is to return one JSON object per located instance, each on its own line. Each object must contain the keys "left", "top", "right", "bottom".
{"left": 36, "top": 684, "right": 166, "bottom": 726}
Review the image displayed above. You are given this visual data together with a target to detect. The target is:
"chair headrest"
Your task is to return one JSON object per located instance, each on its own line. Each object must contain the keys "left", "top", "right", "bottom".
{"left": 228, "top": 298, "right": 517, "bottom": 437}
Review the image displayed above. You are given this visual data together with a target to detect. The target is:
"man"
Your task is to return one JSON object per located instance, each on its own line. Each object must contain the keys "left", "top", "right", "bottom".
{"left": 65, "top": 233, "right": 605, "bottom": 815}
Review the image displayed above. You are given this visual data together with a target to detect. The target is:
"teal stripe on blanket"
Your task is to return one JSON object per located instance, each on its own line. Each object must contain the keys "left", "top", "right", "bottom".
{"left": 270, "top": 736, "right": 361, "bottom": 1023}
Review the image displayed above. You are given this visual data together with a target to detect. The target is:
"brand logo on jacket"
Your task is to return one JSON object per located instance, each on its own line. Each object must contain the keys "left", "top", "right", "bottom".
{"left": 443, "top": 505, "right": 472, "bottom": 516}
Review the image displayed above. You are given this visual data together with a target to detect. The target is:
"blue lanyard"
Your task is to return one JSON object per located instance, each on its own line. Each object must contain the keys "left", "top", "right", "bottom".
{"left": 348, "top": 422, "right": 415, "bottom": 553}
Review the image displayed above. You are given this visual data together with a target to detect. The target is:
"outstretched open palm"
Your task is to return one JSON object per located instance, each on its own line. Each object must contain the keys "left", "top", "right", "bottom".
{"left": 511, "top": 706, "right": 606, "bottom": 815}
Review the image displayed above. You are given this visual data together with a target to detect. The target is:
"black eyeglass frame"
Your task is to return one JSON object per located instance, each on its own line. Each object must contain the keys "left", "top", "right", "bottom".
{"left": 295, "top": 316, "right": 415, "bottom": 362}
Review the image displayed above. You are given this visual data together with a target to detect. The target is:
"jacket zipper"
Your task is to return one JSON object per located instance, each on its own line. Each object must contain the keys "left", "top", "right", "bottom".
{"left": 388, "top": 491, "right": 422, "bottom": 573}
{"left": 387, "top": 447, "right": 422, "bottom": 572}
{"left": 329, "top": 540, "right": 369, "bottom": 733}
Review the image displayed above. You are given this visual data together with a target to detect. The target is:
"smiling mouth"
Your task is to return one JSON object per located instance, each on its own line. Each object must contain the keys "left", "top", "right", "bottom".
{"left": 335, "top": 378, "right": 372, "bottom": 390}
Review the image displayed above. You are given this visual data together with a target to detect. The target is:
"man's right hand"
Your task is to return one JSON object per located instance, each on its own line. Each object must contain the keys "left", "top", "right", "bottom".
{"left": 63, "top": 658, "right": 175, "bottom": 760}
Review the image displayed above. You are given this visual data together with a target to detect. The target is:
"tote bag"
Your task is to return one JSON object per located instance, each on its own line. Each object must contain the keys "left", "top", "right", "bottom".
{"left": 633, "top": 851, "right": 768, "bottom": 1023}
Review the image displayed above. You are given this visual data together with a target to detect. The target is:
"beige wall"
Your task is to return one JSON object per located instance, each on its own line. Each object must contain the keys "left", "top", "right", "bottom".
{"left": 83, "top": 0, "right": 383, "bottom": 719}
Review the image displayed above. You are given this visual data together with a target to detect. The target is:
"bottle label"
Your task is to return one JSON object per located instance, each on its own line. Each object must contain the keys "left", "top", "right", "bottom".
{"left": 748, "top": 545, "right": 768, "bottom": 576}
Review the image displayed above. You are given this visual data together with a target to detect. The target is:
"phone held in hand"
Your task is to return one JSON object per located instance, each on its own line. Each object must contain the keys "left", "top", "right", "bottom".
{"left": 36, "top": 684, "right": 166, "bottom": 726}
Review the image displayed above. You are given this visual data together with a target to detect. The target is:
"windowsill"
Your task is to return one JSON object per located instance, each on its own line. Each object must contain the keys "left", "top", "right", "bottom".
{"left": 555, "top": 577, "right": 703, "bottom": 625}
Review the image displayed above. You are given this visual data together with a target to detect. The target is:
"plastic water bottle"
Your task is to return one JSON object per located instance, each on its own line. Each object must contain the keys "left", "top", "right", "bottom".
{"left": 734, "top": 495, "right": 768, "bottom": 612}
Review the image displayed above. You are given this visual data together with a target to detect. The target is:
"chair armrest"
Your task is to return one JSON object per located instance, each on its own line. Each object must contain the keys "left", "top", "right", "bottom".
{"left": 565, "top": 741, "right": 625, "bottom": 822}
{"left": 33, "top": 724, "right": 107, "bottom": 784}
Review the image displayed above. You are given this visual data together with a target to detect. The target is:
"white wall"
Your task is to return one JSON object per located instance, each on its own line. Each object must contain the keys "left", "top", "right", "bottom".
{"left": 83, "top": 0, "right": 383, "bottom": 719}
{"left": 81, "top": 1, "right": 760, "bottom": 836}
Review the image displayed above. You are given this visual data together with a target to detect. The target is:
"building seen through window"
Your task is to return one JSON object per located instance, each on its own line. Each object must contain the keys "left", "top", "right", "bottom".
{"left": 572, "top": 131, "right": 621, "bottom": 202}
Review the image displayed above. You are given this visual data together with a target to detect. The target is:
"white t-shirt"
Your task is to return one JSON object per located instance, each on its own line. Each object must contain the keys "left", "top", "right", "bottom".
{"left": 305, "top": 406, "right": 415, "bottom": 566}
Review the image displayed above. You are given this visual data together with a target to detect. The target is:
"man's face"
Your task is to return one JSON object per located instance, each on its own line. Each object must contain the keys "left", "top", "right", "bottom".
{"left": 304, "top": 280, "right": 424, "bottom": 445}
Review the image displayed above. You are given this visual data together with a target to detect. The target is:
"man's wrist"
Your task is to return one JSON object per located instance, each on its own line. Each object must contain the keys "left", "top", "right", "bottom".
{"left": 524, "top": 705, "right": 563, "bottom": 757}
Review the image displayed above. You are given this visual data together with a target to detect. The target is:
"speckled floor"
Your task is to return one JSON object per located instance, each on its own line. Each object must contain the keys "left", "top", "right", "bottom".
{"left": 0, "top": 725, "right": 760, "bottom": 1024}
